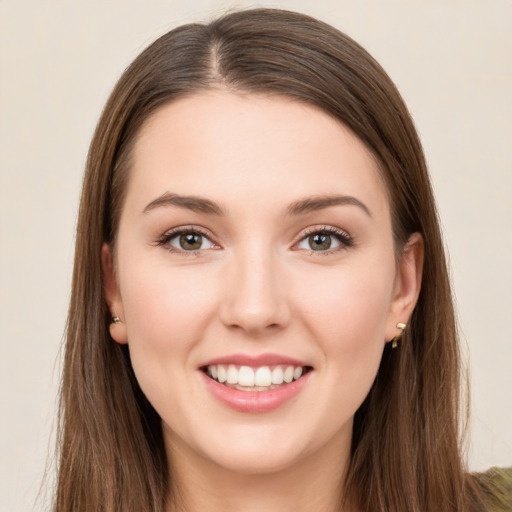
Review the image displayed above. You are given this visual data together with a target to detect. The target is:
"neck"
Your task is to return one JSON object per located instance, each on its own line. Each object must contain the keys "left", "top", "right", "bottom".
{"left": 164, "top": 430, "right": 353, "bottom": 512}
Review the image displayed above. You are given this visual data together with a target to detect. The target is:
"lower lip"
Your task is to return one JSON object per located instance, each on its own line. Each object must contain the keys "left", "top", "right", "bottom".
{"left": 200, "top": 371, "right": 311, "bottom": 413}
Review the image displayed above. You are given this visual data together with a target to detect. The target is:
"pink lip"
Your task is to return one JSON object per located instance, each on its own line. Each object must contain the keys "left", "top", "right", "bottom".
{"left": 201, "top": 353, "right": 310, "bottom": 368}
{"left": 200, "top": 369, "right": 312, "bottom": 413}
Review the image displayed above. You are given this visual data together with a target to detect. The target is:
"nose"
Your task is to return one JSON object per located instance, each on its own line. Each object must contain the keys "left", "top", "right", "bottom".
{"left": 219, "top": 246, "right": 291, "bottom": 336}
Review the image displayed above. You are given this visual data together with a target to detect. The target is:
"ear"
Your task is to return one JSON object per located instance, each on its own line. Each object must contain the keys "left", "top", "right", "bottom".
{"left": 101, "top": 243, "right": 128, "bottom": 344}
{"left": 385, "top": 232, "right": 424, "bottom": 343}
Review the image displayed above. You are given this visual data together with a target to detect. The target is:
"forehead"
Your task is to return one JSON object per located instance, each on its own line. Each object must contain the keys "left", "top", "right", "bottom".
{"left": 125, "top": 91, "right": 388, "bottom": 218}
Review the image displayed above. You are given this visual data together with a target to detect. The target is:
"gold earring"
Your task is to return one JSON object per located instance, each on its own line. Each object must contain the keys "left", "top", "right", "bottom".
{"left": 391, "top": 322, "right": 406, "bottom": 349}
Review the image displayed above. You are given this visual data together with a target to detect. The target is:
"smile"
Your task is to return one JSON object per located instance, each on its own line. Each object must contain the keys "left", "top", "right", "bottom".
{"left": 204, "top": 364, "right": 310, "bottom": 391}
{"left": 199, "top": 356, "right": 313, "bottom": 413}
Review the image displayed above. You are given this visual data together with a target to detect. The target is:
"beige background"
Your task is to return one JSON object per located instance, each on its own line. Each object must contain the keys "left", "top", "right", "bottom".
{"left": 1, "top": 1, "right": 511, "bottom": 510}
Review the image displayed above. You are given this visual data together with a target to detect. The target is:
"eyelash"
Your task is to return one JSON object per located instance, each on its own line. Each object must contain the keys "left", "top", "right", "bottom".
{"left": 296, "top": 226, "right": 354, "bottom": 255}
{"left": 156, "top": 225, "right": 354, "bottom": 255}
{"left": 156, "top": 226, "right": 216, "bottom": 255}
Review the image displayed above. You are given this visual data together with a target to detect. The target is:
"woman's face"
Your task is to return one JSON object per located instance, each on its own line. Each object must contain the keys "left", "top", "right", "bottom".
{"left": 104, "top": 91, "right": 421, "bottom": 476}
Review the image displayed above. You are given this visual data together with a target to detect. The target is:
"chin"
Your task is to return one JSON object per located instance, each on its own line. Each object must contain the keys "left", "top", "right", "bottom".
{"left": 202, "top": 439, "right": 307, "bottom": 476}
{"left": 166, "top": 418, "right": 312, "bottom": 476}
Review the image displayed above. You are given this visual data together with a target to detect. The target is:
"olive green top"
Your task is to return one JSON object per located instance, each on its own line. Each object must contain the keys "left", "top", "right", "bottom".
{"left": 477, "top": 467, "right": 512, "bottom": 512}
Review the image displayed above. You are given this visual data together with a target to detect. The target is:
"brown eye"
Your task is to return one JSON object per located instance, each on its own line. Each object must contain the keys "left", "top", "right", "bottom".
{"left": 162, "top": 230, "right": 216, "bottom": 252}
{"left": 309, "top": 233, "right": 332, "bottom": 251}
{"left": 296, "top": 228, "right": 352, "bottom": 253}
{"left": 179, "top": 233, "right": 203, "bottom": 250}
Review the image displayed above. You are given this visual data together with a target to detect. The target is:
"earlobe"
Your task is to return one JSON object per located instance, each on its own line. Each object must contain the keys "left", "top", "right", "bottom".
{"left": 386, "top": 232, "right": 424, "bottom": 343}
{"left": 101, "top": 244, "right": 128, "bottom": 344}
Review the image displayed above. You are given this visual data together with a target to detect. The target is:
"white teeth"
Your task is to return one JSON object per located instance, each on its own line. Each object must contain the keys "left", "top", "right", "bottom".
{"left": 206, "top": 363, "right": 308, "bottom": 388}
{"left": 271, "top": 366, "right": 284, "bottom": 385}
{"left": 217, "top": 365, "right": 227, "bottom": 383}
{"left": 226, "top": 364, "right": 238, "bottom": 384}
{"left": 255, "top": 366, "right": 272, "bottom": 387}
{"left": 283, "top": 366, "right": 294, "bottom": 383}
{"left": 238, "top": 366, "right": 255, "bottom": 386}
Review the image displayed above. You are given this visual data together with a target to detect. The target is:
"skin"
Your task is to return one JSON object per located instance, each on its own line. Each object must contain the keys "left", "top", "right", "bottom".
{"left": 102, "top": 91, "right": 423, "bottom": 512}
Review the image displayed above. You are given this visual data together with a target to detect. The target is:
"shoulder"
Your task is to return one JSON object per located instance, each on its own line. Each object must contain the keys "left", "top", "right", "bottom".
{"left": 473, "top": 467, "right": 512, "bottom": 512}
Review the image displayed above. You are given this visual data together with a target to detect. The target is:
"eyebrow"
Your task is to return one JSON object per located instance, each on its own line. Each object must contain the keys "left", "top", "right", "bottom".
{"left": 286, "top": 195, "right": 372, "bottom": 217}
{"left": 143, "top": 192, "right": 371, "bottom": 218}
{"left": 143, "top": 192, "right": 226, "bottom": 215}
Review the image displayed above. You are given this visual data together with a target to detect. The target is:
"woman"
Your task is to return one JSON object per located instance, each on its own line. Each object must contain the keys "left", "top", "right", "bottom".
{"left": 54, "top": 8, "right": 505, "bottom": 512}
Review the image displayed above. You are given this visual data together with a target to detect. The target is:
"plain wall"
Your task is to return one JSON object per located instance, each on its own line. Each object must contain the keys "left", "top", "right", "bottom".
{"left": 1, "top": 1, "right": 511, "bottom": 510}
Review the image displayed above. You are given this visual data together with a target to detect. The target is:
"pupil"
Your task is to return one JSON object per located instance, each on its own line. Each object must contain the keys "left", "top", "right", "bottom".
{"left": 180, "top": 233, "right": 202, "bottom": 250}
{"left": 310, "top": 233, "right": 331, "bottom": 250}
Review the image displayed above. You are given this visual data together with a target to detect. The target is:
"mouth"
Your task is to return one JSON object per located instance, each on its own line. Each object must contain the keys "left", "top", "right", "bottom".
{"left": 201, "top": 364, "right": 313, "bottom": 392}
{"left": 199, "top": 354, "right": 314, "bottom": 412}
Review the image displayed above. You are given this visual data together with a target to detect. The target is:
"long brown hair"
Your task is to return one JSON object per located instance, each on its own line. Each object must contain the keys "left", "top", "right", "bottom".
{"left": 55, "top": 8, "right": 486, "bottom": 511}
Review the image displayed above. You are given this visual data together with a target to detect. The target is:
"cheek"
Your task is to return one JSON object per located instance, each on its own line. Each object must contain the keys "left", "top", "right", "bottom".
{"left": 294, "top": 263, "right": 394, "bottom": 348}
{"left": 267, "top": 263, "right": 394, "bottom": 447}
{"left": 118, "top": 257, "right": 220, "bottom": 370}
{"left": 117, "top": 258, "right": 222, "bottom": 420}
{"left": 293, "top": 259, "right": 394, "bottom": 399}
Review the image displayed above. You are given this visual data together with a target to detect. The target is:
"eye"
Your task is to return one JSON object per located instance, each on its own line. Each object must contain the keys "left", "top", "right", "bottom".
{"left": 158, "top": 228, "right": 217, "bottom": 252}
{"left": 296, "top": 227, "right": 352, "bottom": 252}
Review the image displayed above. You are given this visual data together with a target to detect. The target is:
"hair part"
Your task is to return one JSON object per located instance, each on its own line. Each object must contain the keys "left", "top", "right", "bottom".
{"left": 55, "top": 8, "right": 486, "bottom": 511}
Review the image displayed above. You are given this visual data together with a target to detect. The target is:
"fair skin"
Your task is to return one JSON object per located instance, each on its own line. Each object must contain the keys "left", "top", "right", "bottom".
{"left": 102, "top": 91, "right": 423, "bottom": 512}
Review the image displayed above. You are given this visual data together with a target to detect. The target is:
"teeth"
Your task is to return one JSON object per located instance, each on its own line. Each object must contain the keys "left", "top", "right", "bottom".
{"left": 271, "top": 366, "right": 284, "bottom": 385}
{"left": 217, "top": 365, "right": 227, "bottom": 383}
{"left": 238, "top": 366, "right": 255, "bottom": 386}
{"left": 255, "top": 366, "right": 272, "bottom": 387}
{"left": 205, "top": 363, "right": 308, "bottom": 389}
{"left": 227, "top": 364, "right": 238, "bottom": 384}
{"left": 283, "top": 366, "right": 294, "bottom": 383}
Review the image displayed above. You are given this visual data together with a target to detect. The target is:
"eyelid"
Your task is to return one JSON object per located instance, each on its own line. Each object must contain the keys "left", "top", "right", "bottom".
{"left": 293, "top": 225, "right": 354, "bottom": 253}
{"left": 155, "top": 224, "right": 353, "bottom": 255}
{"left": 156, "top": 225, "right": 220, "bottom": 253}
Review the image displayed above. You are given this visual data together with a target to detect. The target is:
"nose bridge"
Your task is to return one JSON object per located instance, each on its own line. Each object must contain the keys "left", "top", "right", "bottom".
{"left": 221, "top": 239, "right": 290, "bottom": 334}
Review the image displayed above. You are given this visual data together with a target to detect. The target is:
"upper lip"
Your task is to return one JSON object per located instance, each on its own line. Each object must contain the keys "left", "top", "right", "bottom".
{"left": 200, "top": 353, "right": 311, "bottom": 368}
